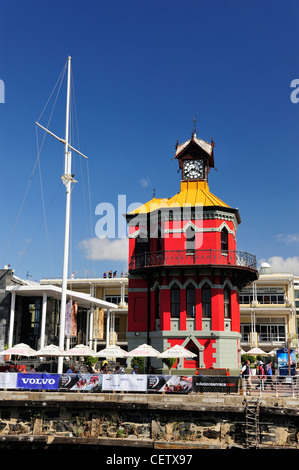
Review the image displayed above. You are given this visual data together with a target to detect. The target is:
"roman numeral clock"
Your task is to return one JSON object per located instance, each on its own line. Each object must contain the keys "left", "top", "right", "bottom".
{"left": 183, "top": 159, "right": 205, "bottom": 179}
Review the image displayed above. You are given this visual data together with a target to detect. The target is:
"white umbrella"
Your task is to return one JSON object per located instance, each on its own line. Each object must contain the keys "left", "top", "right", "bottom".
{"left": 128, "top": 343, "right": 160, "bottom": 357}
{"left": 158, "top": 344, "right": 197, "bottom": 359}
{"left": 0, "top": 343, "right": 37, "bottom": 357}
{"left": 95, "top": 345, "right": 129, "bottom": 358}
{"left": 33, "top": 344, "right": 67, "bottom": 357}
{"left": 65, "top": 344, "right": 97, "bottom": 356}
{"left": 246, "top": 347, "right": 269, "bottom": 356}
{"left": 268, "top": 348, "right": 278, "bottom": 356}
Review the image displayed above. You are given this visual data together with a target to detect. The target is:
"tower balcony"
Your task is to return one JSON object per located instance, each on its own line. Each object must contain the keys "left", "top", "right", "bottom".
{"left": 130, "top": 249, "right": 257, "bottom": 287}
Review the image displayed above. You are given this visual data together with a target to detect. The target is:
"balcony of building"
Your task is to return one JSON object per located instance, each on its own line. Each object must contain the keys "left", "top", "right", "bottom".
{"left": 130, "top": 249, "right": 257, "bottom": 271}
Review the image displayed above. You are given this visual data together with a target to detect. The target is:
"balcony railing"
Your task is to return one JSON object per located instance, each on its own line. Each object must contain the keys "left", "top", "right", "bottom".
{"left": 130, "top": 249, "right": 257, "bottom": 271}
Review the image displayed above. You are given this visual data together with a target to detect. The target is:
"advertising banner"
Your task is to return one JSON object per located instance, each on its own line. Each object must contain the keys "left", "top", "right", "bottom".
{"left": 192, "top": 376, "right": 239, "bottom": 393}
{"left": 64, "top": 300, "right": 73, "bottom": 337}
{"left": 0, "top": 372, "right": 17, "bottom": 389}
{"left": 147, "top": 375, "right": 193, "bottom": 393}
{"left": 58, "top": 373, "right": 103, "bottom": 391}
{"left": 93, "top": 307, "right": 104, "bottom": 339}
{"left": 277, "top": 348, "right": 296, "bottom": 376}
{"left": 71, "top": 301, "right": 78, "bottom": 337}
{"left": 16, "top": 373, "right": 60, "bottom": 390}
{"left": 102, "top": 374, "right": 147, "bottom": 392}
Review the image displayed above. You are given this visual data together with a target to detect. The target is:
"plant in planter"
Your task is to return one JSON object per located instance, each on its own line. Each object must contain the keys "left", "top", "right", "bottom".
{"left": 162, "top": 357, "right": 177, "bottom": 372}
{"left": 131, "top": 357, "right": 145, "bottom": 371}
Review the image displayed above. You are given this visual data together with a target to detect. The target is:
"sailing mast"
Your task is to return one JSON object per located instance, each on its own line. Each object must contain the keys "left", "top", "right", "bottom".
{"left": 36, "top": 56, "right": 87, "bottom": 373}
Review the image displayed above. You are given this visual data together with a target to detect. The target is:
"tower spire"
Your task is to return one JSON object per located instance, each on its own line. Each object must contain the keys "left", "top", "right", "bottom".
{"left": 192, "top": 114, "right": 197, "bottom": 137}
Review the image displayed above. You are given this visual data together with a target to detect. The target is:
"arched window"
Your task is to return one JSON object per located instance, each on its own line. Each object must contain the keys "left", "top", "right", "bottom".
{"left": 224, "top": 287, "right": 231, "bottom": 318}
{"left": 186, "top": 284, "right": 196, "bottom": 318}
{"left": 202, "top": 283, "right": 211, "bottom": 318}
{"left": 186, "top": 225, "right": 195, "bottom": 253}
{"left": 155, "top": 287, "right": 160, "bottom": 320}
{"left": 221, "top": 227, "right": 228, "bottom": 252}
{"left": 171, "top": 284, "right": 180, "bottom": 318}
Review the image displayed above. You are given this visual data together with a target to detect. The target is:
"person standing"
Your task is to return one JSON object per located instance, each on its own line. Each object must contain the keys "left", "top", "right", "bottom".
{"left": 256, "top": 361, "right": 265, "bottom": 390}
{"left": 264, "top": 361, "right": 274, "bottom": 391}
{"left": 241, "top": 360, "right": 251, "bottom": 395}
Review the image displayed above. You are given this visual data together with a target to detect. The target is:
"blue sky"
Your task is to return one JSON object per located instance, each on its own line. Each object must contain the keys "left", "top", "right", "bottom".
{"left": 0, "top": 0, "right": 299, "bottom": 281}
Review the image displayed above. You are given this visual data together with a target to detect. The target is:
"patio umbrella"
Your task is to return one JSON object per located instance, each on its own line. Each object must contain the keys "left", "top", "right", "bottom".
{"left": 95, "top": 345, "right": 129, "bottom": 358}
{"left": 33, "top": 344, "right": 67, "bottom": 357}
{"left": 158, "top": 344, "right": 197, "bottom": 359}
{"left": 128, "top": 343, "right": 160, "bottom": 357}
{"left": 0, "top": 343, "right": 37, "bottom": 357}
{"left": 268, "top": 348, "right": 278, "bottom": 356}
{"left": 246, "top": 347, "right": 269, "bottom": 356}
{"left": 33, "top": 344, "right": 67, "bottom": 373}
{"left": 65, "top": 344, "right": 97, "bottom": 356}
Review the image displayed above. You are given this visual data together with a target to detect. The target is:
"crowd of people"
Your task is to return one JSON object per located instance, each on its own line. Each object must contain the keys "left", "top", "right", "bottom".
{"left": 103, "top": 270, "right": 127, "bottom": 278}
{"left": 241, "top": 359, "right": 275, "bottom": 394}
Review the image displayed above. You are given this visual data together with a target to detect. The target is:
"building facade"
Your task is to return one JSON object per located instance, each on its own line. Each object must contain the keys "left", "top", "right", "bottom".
{"left": 240, "top": 262, "right": 297, "bottom": 353}
{"left": 40, "top": 276, "right": 128, "bottom": 352}
{"left": 126, "top": 132, "right": 258, "bottom": 373}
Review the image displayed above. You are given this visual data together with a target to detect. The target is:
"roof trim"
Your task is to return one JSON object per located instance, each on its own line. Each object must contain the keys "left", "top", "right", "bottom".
{"left": 6, "top": 285, "right": 117, "bottom": 309}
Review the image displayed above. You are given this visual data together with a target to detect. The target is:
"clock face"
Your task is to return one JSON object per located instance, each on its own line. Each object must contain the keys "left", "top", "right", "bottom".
{"left": 183, "top": 159, "right": 205, "bottom": 179}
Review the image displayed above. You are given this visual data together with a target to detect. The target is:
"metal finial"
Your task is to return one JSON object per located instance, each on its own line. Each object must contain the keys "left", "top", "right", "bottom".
{"left": 192, "top": 115, "right": 197, "bottom": 137}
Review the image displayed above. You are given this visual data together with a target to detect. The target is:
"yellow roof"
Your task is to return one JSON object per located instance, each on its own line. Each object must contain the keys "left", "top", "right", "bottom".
{"left": 129, "top": 180, "right": 230, "bottom": 215}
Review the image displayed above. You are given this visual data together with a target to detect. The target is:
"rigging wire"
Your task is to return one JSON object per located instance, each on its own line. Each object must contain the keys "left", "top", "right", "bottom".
{"left": 71, "top": 69, "right": 95, "bottom": 277}
{"left": 16, "top": 182, "right": 62, "bottom": 274}
{"left": 2, "top": 60, "right": 67, "bottom": 272}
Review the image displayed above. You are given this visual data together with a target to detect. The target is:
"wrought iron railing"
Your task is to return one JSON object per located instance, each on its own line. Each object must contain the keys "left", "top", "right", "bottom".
{"left": 130, "top": 249, "right": 257, "bottom": 271}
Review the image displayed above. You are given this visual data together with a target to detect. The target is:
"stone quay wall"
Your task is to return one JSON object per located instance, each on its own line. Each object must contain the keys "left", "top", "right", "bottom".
{"left": 0, "top": 391, "right": 299, "bottom": 449}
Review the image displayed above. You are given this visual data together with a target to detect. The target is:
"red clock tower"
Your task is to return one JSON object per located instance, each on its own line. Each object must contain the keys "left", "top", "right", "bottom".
{"left": 126, "top": 131, "right": 258, "bottom": 373}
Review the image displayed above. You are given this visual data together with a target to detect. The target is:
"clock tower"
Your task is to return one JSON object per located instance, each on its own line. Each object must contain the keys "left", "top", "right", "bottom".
{"left": 126, "top": 129, "right": 258, "bottom": 374}
{"left": 176, "top": 132, "right": 215, "bottom": 181}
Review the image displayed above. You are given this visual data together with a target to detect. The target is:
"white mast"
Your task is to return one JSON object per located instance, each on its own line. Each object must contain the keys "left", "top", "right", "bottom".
{"left": 35, "top": 56, "right": 87, "bottom": 373}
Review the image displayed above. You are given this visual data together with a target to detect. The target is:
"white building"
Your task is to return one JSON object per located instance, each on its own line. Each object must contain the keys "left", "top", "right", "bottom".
{"left": 240, "top": 263, "right": 297, "bottom": 352}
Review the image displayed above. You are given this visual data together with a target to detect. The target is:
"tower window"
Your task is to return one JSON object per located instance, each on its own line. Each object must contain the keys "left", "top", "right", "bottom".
{"left": 155, "top": 287, "right": 160, "bottom": 320}
{"left": 202, "top": 283, "right": 211, "bottom": 318}
{"left": 224, "top": 287, "right": 231, "bottom": 318}
{"left": 186, "top": 284, "right": 196, "bottom": 318}
{"left": 221, "top": 228, "right": 228, "bottom": 251}
{"left": 171, "top": 284, "right": 180, "bottom": 318}
{"left": 186, "top": 226, "right": 195, "bottom": 253}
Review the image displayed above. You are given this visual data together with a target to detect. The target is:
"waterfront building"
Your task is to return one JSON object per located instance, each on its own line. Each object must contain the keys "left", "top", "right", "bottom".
{"left": 240, "top": 262, "right": 297, "bottom": 352}
{"left": 40, "top": 275, "right": 128, "bottom": 351}
{"left": 2, "top": 271, "right": 127, "bottom": 360}
{"left": 126, "top": 131, "right": 258, "bottom": 373}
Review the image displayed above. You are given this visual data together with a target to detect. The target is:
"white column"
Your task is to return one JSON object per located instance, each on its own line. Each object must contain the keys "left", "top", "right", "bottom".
{"left": 110, "top": 310, "right": 115, "bottom": 345}
{"left": 86, "top": 309, "right": 90, "bottom": 346}
{"left": 89, "top": 307, "right": 94, "bottom": 349}
{"left": 40, "top": 292, "right": 47, "bottom": 349}
{"left": 120, "top": 283, "right": 124, "bottom": 307}
{"left": 8, "top": 291, "right": 16, "bottom": 348}
{"left": 106, "top": 309, "right": 110, "bottom": 347}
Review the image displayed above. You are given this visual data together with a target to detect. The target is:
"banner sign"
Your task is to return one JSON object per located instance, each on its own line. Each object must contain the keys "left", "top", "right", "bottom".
{"left": 277, "top": 348, "right": 296, "bottom": 376}
{"left": 147, "top": 375, "right": 193, "bottom": 393}
{"left": 0, "top": 373, "right": 239, "bottom": 393}
{"left": 93, "top": 307, "right": 104, "bottom": 340}
{"left": 192, "top": 376, "right": 239, "bottom": 393}
{"left": 65, "top": 300, "right": 73, "bottom": 337}
{"left": 71, "top": 301, "right": 78, "bottom": 337}
{"left": 0, "top": 373, "right": 17, "bottom": 389}
{"left": 103, "top": 374, "right": 147, "bottom": 392}
{"left": 58, "top": 373, "right": 103, "bottom": 391}
{"left": 17, "top": 373, "right": 60, "bottom": 390}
